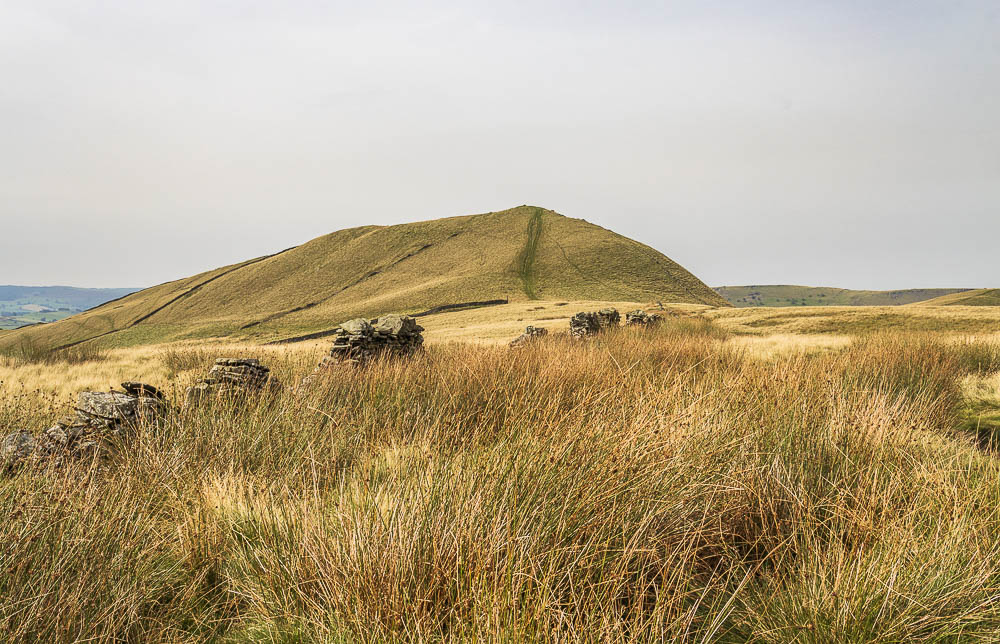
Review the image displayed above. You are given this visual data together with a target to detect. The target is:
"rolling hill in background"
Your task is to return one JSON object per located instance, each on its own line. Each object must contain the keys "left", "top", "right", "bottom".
{"left": 0, "top": 206, "right": 726, "bottom": 349}
{"left": 909, "top": 288, "right": 1000, "bottom": 307}
{"left": 715, "top": 285, "right": 973, "bottom": 308}
{"left": 0, "top": 285, "right": 140, "bottom": 330}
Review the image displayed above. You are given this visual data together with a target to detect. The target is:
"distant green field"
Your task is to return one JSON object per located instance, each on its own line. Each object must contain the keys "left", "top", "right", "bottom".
{"left": 0, "top": 311, "right": 79, "bottom": 330}
{"left": 0, "top": 285, "right": 138, "bottom": 330}
{"left": 715, "top": 285, "right": 972, "bottom": 308}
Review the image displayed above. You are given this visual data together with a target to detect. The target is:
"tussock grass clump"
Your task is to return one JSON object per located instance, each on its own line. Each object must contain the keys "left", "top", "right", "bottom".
{"left": 0, "top": 338, "right": 107, "bottom": 366}
{"left": 158, "top": 345, "right": 217, "bottom": 378}
{"left": 2, "top": 322, "right": 1000, "bottom": 641}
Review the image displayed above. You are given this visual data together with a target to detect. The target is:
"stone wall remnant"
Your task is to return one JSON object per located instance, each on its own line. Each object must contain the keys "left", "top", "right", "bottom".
{"left": 297, "top": 314, "right": 425, "bottom": 391}
{"left": 596, "top": 308, "right": 620, "bottom": 329}
{"left": 569, "top": 312, "right": 602, "bottom": 339}
{"left": 183, "top": 358, "right": 278, "bottom": 411}
{"left": 509, "top": 325, "right": 548, "bottom": 348}
{"left": 327, "top": 314, "right": 424, "bottom": 365}
{"left": 570, "top": 308, "right": 621, "bottom": 339}
{"left": 624, "top": 310, "right": 663, "bottom": 326}
{"left": 2, "top": 382, "right": 166, "bottom": 472}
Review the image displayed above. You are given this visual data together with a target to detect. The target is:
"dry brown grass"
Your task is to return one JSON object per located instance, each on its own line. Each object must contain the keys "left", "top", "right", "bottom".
{"left": 2, "top": 323, "right": 1000, "bottom": 641}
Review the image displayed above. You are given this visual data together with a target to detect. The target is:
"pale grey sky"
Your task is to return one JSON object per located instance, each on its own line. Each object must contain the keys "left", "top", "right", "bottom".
{"left": 1, "top": 1, "right": 997, "bottom": 289}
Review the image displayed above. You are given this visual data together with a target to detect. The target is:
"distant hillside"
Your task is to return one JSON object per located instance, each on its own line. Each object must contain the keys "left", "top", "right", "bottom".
{"left": 714, "top": 285, "right": 972, "bottom": 308}
{"left": 910, "top": 289, "right": 1000, "bottom": 307}
{"left": 0, "top": 285, "right": 139, "bottom": 330}
{"left": 0, "top": 206, "right": 726, "bottom": 349}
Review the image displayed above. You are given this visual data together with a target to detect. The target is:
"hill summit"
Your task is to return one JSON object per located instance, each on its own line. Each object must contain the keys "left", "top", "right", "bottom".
{"left": 0, "top": 206, "right": 725, "bottom": 348}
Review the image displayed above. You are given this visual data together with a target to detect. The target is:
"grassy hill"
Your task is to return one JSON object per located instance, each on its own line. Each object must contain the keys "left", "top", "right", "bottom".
{"left": 0, "top": 206, "right": 725, "bottom": 350}
{"left": 715, "top": 285, "right": 971, "bottom": 308}
{"left": 0, "top": 286, "right": 139, "bottom": 330}
{"left": 909, "top": 288, "right": 1000, "bottom": 306}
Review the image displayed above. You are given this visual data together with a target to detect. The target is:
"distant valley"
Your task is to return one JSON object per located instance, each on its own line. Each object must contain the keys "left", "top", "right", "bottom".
{"left": 0, "top": 285, "right": 140, "bottom": 330}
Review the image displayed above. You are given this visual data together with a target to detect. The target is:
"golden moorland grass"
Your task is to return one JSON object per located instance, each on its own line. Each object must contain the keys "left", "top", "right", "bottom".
{"left": 2, "top": 316, "right": 1000, "bottom": 641}
{"left": 706, "top": 304, "right": 1000, "bottom": 336}
{"left": 3, "top": 302, "right": 998, "bottom": 396}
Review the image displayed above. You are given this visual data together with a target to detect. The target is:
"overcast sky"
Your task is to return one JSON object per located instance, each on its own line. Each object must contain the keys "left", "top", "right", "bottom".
{"left": 1, "top": 1, "right": 997, "bottom": 289}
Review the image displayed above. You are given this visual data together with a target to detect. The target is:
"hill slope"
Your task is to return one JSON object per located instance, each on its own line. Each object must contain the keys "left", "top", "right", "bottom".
{"left": 0, "top": 206, "right": 725, "bottom": 349}
{"left": 910, "top": 288, "right": 1000, "bottom": 307}
{"left": 715, "top": 285, "right": 972, "bottom": 308}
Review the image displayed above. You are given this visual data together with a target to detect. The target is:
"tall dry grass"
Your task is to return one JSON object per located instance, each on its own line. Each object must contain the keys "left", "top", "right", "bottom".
{"left": 1, "top": 324, "right": 1000, "bottom": 641}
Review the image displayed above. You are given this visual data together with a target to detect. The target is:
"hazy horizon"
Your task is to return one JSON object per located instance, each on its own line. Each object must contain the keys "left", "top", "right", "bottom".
{"left": 2, "top": 1, "right": 998, "bottom": 290}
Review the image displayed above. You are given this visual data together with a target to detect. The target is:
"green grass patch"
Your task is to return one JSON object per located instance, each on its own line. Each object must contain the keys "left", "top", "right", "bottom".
{"left": 515, "top": 208, "right": 543, "bottom": 299}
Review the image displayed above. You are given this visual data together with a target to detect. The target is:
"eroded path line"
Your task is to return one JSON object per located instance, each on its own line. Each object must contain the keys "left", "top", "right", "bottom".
{"left": 516, "top": 209, "right": 543, "bottom": 299}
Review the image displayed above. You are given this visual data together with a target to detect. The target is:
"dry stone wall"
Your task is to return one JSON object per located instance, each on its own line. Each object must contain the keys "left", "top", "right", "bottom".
{"left": 3, "top": 354, "right": 283, "bottom": 474}
{"left": 564, "top": 307, "right": 669, "bottom": 340}
{"left": 570, "top": 308, "right": 621, "bottom": 339}
{"left": 509, "top": 325, "right": 548, "bottom": 348}
{"left": 326, "top": 314, "right": 424, "bottom": 364}
{"left": 596, "top": 308, "right": 620, "bottom": 329}
{"left": 2, "top": 382, "right": 166, "bottom": 472}
{"left": 569, "top": 312, "right": 601, "bottom": 339}
{"left": 625, "top": 310, "right": 663, "bottom": 326}
{"left": 184, "top": 358, "right": 278, "bottom": 411}
{"left": 298, "top": 314, "right": 425, "bottom": 390}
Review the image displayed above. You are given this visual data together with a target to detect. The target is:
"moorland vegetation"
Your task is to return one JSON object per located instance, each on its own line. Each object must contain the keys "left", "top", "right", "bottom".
{"left": 2, "top": 312, "right": 1000, "bottom": 641}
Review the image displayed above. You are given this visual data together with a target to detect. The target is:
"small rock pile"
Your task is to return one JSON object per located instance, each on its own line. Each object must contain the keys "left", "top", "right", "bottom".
{"left": 625, "top": 309, "right": 663, "bottom": 326}
{"left": 184, "top": 358, "right": 278, "bottom": 410}
{"left": 570, "top": 308, "right": 621, "bottom": 339}
{"left": 2, "top": 382, "right": 166, "bottom": 472}
{"left": 326, "top": 314, "right": 425, "bottom": 365}
{"left": 509, "top": 325, "right": 548, "bottom": 348}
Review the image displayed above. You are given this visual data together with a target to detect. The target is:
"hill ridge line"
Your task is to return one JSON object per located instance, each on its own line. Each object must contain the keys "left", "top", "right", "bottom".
{"left": 50, "top": 248, "right": 298, "bottom": 350}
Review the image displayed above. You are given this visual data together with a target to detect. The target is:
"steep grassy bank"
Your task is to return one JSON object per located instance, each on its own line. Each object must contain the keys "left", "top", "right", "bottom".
{"left": 2, "top": 324, "right": 1000, "bottom": 641}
